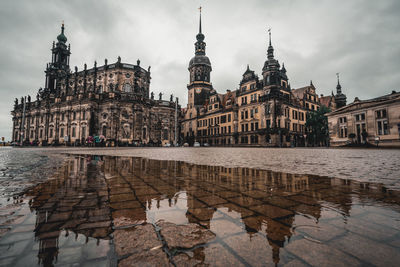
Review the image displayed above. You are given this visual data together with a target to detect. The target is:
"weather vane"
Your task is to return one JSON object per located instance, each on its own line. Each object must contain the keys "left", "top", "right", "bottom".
{"left": 198, "top": 6, "right": 202, "bottom": 13}
{"left": 336, "top": 72, "right": 340, "bottom": 80}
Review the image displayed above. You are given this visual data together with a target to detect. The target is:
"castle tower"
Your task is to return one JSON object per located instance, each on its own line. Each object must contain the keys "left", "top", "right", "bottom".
{"left": 187, "top": 7, "right": 213, "bottom": 108}
{"left": 335, "top": 73, "right": 347, "bottom": 108}
{"left": 45, "top": 23, "right": 71, "bottom": 92}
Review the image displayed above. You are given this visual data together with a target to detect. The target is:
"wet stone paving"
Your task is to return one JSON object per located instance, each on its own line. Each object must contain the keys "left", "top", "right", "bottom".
{"left": 0, "top": 150, "right": 400, "bottom": 266}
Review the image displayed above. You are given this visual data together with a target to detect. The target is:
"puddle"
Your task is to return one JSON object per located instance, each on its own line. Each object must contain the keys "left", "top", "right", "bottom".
{"left": 0, "top": 155, "right": 399, "bottom": 266}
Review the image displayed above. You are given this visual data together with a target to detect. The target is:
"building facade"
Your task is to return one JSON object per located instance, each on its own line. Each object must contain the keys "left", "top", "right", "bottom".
{"left": 12, "top": 24, "right": 179, "bottom": 146}
{"left": 327, "top": 91, "right": 400, "bottom": 147}
{"left": 180, "top": 12, "right": 332, "bottom": 147}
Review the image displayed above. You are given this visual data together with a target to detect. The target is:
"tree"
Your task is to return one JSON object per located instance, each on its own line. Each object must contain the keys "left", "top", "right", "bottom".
{"left": 305, "top": 106, "right": 330, "bottom": 146}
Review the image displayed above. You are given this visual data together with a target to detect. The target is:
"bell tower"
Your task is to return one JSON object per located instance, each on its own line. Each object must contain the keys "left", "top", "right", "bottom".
{"left": 45, "top": 22, "right": 71, "bottom": 92}
{"left": 187, "top": 7, "right": 212, "bottom": 109}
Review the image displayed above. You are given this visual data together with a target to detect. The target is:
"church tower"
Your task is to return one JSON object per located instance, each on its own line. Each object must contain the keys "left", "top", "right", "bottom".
{"left": 45, "top": 23, "right": 71, "bottom": 93}
{"left": 335, "top": 73, "right": 347, "bottom": 108}
{"left": 187, "top": 7, "right": 212, "bottom": 109}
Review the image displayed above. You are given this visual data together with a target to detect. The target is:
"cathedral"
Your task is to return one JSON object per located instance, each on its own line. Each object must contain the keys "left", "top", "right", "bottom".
{"left": 180, "top": 10, "right": 346, "bottom": 147}
{"left": 11, "top": 24, "right": 178, "bottom": 146}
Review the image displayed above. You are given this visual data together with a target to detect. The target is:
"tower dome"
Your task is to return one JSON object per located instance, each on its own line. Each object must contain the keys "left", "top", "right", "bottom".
{"left": 57, "top": 23, "right": 67, "bottom": 43}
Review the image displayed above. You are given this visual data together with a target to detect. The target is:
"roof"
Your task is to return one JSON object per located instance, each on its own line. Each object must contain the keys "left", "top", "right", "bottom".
{"left": 291, "top": 87, "right": 308, "bottom": 99}
{"left": 320, "top": 95, "right": 334, "bottom": 107}
{"left": 328, "top": 91, "right": 400, "bottom": 116}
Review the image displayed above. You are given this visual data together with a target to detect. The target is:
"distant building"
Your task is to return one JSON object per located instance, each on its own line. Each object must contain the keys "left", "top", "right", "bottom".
{"left": 335, "top": 75, "right": 347, "bottom": 109}
{"left": 327, "top": 91, "right": 400, "bottom": 147}
{"left": 180, "top": 11, "right": 327, "bottom": 147}
{"left": 11, "top": 24, "right": 179, "bottom": 146}
{"left": 319, "top": 93, "right": 336, "bottom": 111}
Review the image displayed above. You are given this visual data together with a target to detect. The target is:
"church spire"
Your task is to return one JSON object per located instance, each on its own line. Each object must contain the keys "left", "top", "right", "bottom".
{"left": 336, "top": 72, "right": 342, "bottom": 94}
{"left": 267, "top": 28, "right": 274, "bottom": 60}
{"left": 195, "top": 6, "right": 206, "bottom": 55}
{"left": 199, "top": 6, "right": 202, "bottom": 34}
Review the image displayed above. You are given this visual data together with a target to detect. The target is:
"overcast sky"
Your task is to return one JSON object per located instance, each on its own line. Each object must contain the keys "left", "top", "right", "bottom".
{"left": 1, "top": 0, "right": 399, "bottom": 140}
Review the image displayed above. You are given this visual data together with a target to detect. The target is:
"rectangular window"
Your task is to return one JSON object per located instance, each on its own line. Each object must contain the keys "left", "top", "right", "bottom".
{"left": 255, "top": 122, "right": 259, "bottom": 130}
{"left": 39, "top": 129, "right": 43, "bottom": 138}
{"left": 241, "top": 124, "right": 244, "bottom": 132}
{"left": 50, "top": 128, "right": 53, "bottom": 138}
{"left": 245, "top": 124, "right": 249, "bottom": 132}
{"left": 82, "top": 112, "right": 86, "bottom": 120}
{"left": 251, "top": 123, "right": 254, "bottom": 131}
{"left": 60, "top": 128, "right": 64, "bottom": 137}
{"left": 82, "top": 127, "right": 86, "bottom": 139}
{"left": 245, "top": 110, "right": 248, "bottom": 119}
{"left": 221, "top": 115, "right": 226, "bottom": 123}
{"left": 376, "top": 109, "right": 387, "bottom": 119}
{"left": 255, "top": 108, "right": 258, "bottom": 114}
{"left": 356, "top": 113, "right": 365, "bottom": 121}
{"left": 266, "top": 119, "right": 271, "bottom": 128}
{"left": 228, "top": 126, "right": 231, "bottom": 133}
{"left": 250, "top": 109, "right": 254, "bottom": 118}
{"left": 72, "top": 127, "right": 76, "bottom": 137}
{"left": 377, "top": 120, "right": 389, "bottom": 135}
{"left": 62, "top": 113, "right": 65, "bottom": 121}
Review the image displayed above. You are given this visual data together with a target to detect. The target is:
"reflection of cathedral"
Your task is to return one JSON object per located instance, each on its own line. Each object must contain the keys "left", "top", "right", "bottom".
{"left": 25, "top": 155, "right": 395, "bottom": 266}
{"left": 12, "top": 24, "right": 178, "bottom": 146}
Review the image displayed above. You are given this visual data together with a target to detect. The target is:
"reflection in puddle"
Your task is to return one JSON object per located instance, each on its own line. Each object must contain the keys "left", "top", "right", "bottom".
{"left": 0, "top": 155, "right": 400, "bottom": 266}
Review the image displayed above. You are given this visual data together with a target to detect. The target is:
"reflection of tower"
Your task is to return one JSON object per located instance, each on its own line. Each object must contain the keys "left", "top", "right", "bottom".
{"left": 27, "top": 157, "right": 112, "bottom": 266}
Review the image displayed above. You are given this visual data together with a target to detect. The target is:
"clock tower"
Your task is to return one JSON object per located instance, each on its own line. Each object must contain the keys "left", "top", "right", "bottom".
{"left": 187, "top": 7, "right": 212, "bottom": 109}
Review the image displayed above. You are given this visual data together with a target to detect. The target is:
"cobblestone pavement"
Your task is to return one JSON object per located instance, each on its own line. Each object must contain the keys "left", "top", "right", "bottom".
{"left": 0, "top": 152, "right": 399, "bottom": 266}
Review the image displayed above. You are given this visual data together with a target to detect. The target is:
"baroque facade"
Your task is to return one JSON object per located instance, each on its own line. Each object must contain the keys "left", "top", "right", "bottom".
{"left": 11, "top": 24, "right": 179, "bottom": 146}
{"left": 180, "top": 12, "right": 338, "bottom": 147}
{"left": 327, "top": 91, "right": 400, "bottom": 147}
